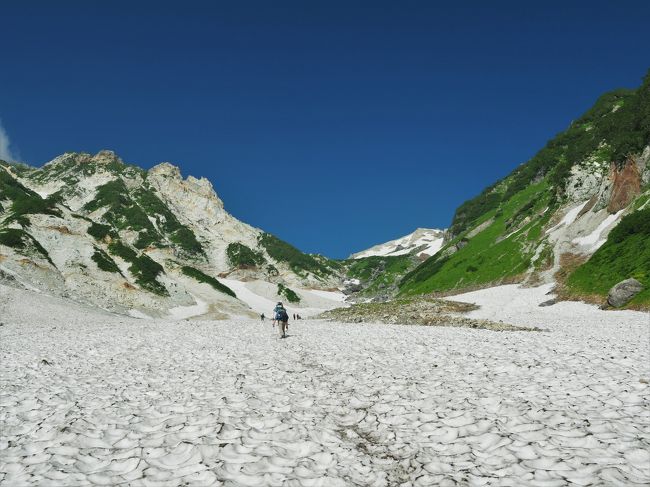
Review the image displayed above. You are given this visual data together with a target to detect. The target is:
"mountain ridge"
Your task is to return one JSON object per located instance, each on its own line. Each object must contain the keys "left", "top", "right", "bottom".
{"left": 350, "top": 228, "right": 446, "bottom": 260}
{"left": 0, "top": 151, "right": 344, "bottom": 318}
{"left": 398, "top": 70, "right": 650, "bottom": 307}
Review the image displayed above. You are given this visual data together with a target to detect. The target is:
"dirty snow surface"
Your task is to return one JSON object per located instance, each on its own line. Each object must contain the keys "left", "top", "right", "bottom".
{"left": 1, "top": 284, "right": 649, "bottom": 486}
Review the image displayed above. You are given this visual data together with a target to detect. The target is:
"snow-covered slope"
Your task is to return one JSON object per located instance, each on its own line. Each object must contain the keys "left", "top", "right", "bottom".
{"left": 350, "top": 228, "right": 445, "bottom": 259}
{"left": 2, "top": 282, "right": 648, "bottom": 486}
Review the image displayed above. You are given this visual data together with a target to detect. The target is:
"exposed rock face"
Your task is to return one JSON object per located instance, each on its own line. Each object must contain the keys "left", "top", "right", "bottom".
{"left": 607, "top": 278, "right": 644, "bottom": 307}
{"left": 608, "top": 159, "right": 642, "bottom": 214}
{"left": 565, "top": 149, "right": 610, "bottom": 203}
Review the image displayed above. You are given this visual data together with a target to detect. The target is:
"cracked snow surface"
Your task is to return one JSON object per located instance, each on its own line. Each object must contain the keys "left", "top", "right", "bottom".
{"left": 1, "top": 285, "right": 649, "bottom": 486}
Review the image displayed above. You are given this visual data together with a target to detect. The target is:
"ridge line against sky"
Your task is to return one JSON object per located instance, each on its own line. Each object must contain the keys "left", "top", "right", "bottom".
{"left": 1, "top": 0, "right": 649, "bottom": 258}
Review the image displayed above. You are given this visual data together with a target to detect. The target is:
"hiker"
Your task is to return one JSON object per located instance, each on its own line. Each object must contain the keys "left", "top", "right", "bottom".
{"left": 260, "top": 313, "right": 265, "bottom": 322}
{"left": 293, "top": 313, "right": 296, "bottom": 320}
{"left": 274, "top": 302, "right": 289, "bottom": 338}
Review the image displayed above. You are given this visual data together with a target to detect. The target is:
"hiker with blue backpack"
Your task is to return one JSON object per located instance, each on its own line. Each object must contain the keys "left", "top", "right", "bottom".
{"left": 273, "top": 302, "right": 289, "bottom": 338}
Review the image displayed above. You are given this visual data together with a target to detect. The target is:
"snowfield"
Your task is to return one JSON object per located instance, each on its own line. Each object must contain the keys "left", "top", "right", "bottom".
{"left": 1, "top": 284, "right": 649, "bottom": 486}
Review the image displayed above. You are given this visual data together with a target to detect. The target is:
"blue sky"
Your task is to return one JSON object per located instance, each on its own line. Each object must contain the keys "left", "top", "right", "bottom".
{"left": 1, "top": 1, "right": 649, "bottom": 258}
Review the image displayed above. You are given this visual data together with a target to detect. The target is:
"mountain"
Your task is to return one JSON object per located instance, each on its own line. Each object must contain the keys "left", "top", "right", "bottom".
{"left": 0, "top": 151, "right": 343, "bottom": 318}
{"left": 350, "top": 228, "right": 446, "bottom": 260}
{"left": 399, "top": 70, "right": 650, "bottom": 308}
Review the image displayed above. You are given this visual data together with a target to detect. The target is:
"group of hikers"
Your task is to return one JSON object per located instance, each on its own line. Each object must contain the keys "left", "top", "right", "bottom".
{"left": 260, "top": 302, "right": 301, "bottom": 339}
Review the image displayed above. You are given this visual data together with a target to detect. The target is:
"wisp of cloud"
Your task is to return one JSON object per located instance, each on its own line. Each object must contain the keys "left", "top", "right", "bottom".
{"left": 0, "top": 119, "right": 17, "bottom": 162}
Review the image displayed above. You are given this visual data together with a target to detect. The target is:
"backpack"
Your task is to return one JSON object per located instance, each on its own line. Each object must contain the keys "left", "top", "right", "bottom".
{"left": 276, "top": 309, "right": 289, "bottom": 321}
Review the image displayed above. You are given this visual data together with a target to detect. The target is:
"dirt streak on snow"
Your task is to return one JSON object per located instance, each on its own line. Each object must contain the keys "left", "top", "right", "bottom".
{"left": 0, "top": 283, "right": 649, "bottom": 486}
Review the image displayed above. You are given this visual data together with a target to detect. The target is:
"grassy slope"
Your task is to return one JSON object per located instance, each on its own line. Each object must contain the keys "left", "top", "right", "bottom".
{"left": 399, "top": 71, "right": 650, "bottom": 297}
{"left": 566, "top": 205, "right": 650, "bottom": 307}
{"left": 344, "top": 254, "right": 415, "bottom": 297}
{"left": 450, "top": 73, "right": 648, "bottom": 237}
{"left": 400, "top": 180, "right": 552, "bottom": 295}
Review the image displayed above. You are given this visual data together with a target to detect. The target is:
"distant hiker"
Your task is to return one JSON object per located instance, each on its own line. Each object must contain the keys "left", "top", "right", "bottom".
{"left": 274, "top": 302, "right": 289, "bottom": 338}
{"left": 293, "top": 313, "right": 296, "bottom": 320}
{"left": 260, "top": 313, "right": 265, "bottom": 322}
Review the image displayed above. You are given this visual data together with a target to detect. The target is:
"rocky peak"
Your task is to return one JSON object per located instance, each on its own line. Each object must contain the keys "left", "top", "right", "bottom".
{"left": 186, "top": 175, "right": 218, "bottom": 198}
{"left": 147, "top": 163, "right": 225, "bottom": 212}
{"left": 149, "top": 162, "right": 182, "bottom": 179}
{"left": 91, "top": 150, "right": 124, "bottom": 165}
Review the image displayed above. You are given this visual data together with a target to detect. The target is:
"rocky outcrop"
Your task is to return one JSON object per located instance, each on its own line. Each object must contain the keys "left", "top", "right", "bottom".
{"left": 608, "top": 158, "right": 642, "bottom": 214}
{"left": 607, "top": 278, "right": 644, "bottom": 307}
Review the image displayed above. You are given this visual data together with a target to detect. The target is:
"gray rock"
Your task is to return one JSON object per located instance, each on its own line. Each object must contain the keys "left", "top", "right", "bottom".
{"left": 342, "top": 282, "right": 363, "bottom": 295}
{"left": 539, "top": 298, "right": 556, "bottom": 307}
{"left": 607, "top": 278, "right": 644, "bottom": 307}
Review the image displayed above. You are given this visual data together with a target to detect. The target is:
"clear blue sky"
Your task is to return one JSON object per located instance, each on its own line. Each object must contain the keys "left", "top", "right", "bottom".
{"left": 1, "top": 1, "right": 649, "bottom": 258}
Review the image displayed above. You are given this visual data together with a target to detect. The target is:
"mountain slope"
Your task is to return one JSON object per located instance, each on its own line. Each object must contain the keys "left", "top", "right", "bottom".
{"left": 565, "top": 197, "right": 650, "bottom": 307}
{"left": 399, "top": 70, "right": 650, "bottom": 307}
{"left": 0, "top": 151, "right": 343, "bottom": 318}
{"left": 350, "top": 228, "right": 445, "bottom": 260}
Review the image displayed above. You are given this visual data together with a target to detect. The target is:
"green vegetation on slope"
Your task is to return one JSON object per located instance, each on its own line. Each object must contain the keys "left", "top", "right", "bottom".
{"left": 87, "top": 222, "right": 116, "bottom": 241}
{"left": 84, "top": 179, "right": 203, "bottom": 256}
{"left": 0, "top": 168, "right": 61, "bottom": 225}
{"left": 226, "top": 242, "right": 266, "bottom": 267}
{"left": 450, "top": 70, "right": 650, "bottom": 237}
{"left": 0, "top": 228, "right": 55, "bottom": 266}
{"left": 258, "top": 233, "right": 334, "bottom": 278}
{"left": 131, "top": 185, "right": 203, "bottom": 255}
{"left": 91, "top": 247, "right": 122, "bottom": 274}
{"left": 27, "top": 152, "right": 145, "bottom": 187}
{"left": 108, "top": 240, "right": 168, "bottom": 296}
{"left": 181, "top": 266, "right": 236, "bottom": 297}
{"left": 400, "top": 181, "right": 552, "bottom": 295}
{"left": 277, "top": 283, "right": 300, "bottom": 303}
{"left": 567, "top": 207, "right": 650, "bottom": 306}
{"left": 345, "top": 254, "right": 415, "bottom": 297}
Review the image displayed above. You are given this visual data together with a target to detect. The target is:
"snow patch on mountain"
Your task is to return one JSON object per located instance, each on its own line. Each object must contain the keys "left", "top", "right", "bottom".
{"left": 572, "top": 208, "right": 625, "bottom": 251}
{"left": 350, "top": 228, "right": 445, "bottom": 259}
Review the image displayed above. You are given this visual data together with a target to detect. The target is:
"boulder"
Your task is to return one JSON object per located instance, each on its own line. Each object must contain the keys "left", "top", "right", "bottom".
{"left": 607, "top": 278, "right": 644, "bottom": 307}
{"left": 539, "top": 298, "right": 556, "bottom": 307}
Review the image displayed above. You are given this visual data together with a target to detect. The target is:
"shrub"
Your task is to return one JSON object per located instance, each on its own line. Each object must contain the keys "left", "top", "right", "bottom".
{"left": 227, "top": 242, "right": 266, "bottom": 267}
{"left": 277, "top": 283, "right": 300, "bottom": 303}
{"left": 87, "top": 222, "right": 114, "bottom": 241}
{"left": 258, "top": 233, "right": 333, "bottom": 277}
{"left": 108, "top": 240, "right": 168, "bottom": 296}
{"left": 181, "top": 266, "right": 236, "bottom": 297}
{"left": 0, "top": 228, "right": 55, "bottom": 266}
{"left": 92, "top": 247, "right": 122, "bottom": 274}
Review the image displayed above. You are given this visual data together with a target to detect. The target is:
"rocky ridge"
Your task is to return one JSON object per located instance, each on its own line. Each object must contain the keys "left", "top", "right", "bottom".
{"left": 0, "top": 151, "right": 342, "bottom": 318}
{"left": 350, "top": 227, "right": 446, "bottom": 260}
